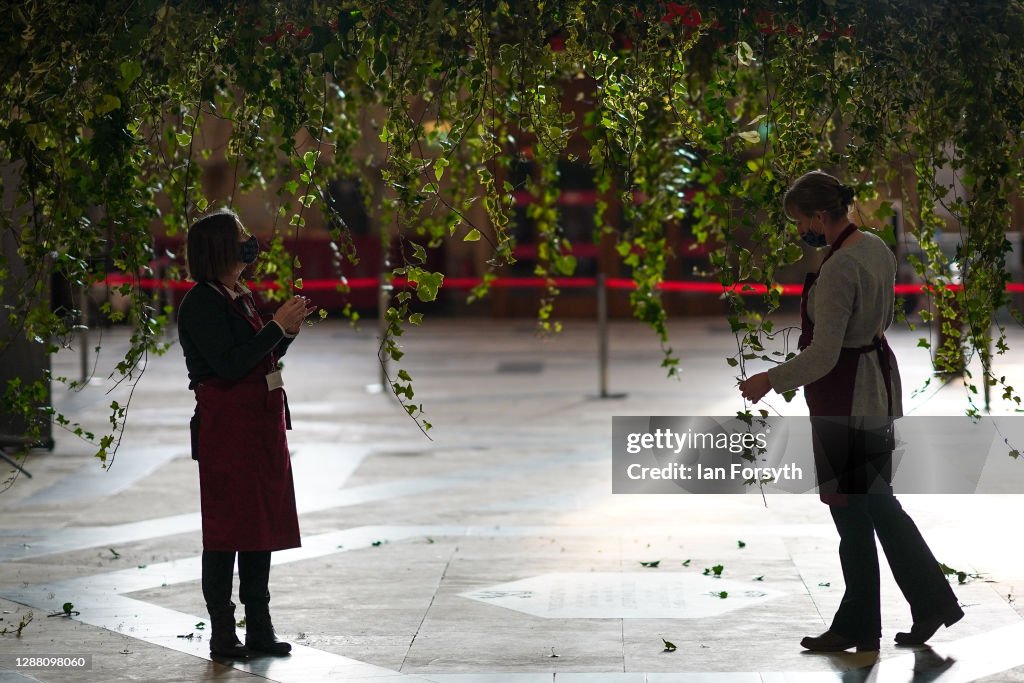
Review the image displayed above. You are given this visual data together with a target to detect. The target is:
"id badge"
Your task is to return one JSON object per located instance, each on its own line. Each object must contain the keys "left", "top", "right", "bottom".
{"left": 265, "top": 369, "right": 284, "bottom": 391}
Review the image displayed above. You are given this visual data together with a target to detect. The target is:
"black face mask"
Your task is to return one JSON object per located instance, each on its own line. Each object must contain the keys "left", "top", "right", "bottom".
{"left": 801, "top": 230, "right": 827, "bottom": 248}
{"left": 239, "top": 235, "right": 259, "bottom": 264}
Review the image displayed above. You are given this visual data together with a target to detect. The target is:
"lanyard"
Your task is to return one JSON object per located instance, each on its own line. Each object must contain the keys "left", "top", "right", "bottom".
{"left": 210, "top": 281, "right": 277, "bottom": 371}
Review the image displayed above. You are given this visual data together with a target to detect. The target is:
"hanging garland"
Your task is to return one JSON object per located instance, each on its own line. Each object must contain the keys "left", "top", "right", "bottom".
{"left": 1, "top": 0, "right": 1022, "bottom": 467}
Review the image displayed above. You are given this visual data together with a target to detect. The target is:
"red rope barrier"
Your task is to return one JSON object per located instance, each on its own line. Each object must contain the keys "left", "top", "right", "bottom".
{"left": 101, "top": 274, "right": 1024, "bottom": 295}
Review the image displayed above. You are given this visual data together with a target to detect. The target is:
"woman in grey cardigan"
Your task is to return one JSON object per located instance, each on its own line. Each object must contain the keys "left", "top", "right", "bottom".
{"left": 739, "top": 171, "right": 962, "bottom": 653}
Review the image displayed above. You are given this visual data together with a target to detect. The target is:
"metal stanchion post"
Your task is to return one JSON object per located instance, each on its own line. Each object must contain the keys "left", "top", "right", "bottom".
{"left": 163, "top": 270, "right": 176, "bottom": 340}
{"left": 598, "top": 273, "right": 609, "bottom": 397}
{"left": 984, "top": 327, "right": 992, "bottom": 413}
{"left": 79, "top": 285, "right": 89, "bottom": 385}
{"left": 365, "top": 273, "right": 389, "bottom": 394}
{"left": 378, "top": 273, "right": 389, "bottom": 388}
{"left": 592, "top": 273, "right": 626, "bottom": 400}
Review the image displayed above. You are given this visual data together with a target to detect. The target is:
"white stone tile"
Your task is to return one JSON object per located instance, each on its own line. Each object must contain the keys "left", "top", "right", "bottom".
{"left": 460, "top": 572, "right": 785, "bottom": 619}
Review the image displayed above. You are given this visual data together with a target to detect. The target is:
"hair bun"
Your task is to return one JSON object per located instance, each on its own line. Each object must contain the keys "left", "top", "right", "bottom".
{"left": 839, "top": 184, "right": 855, "bottom": 204}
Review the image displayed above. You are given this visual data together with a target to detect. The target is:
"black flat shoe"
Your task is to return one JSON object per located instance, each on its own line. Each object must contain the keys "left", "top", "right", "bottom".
{"left": 895, "top": 603, "right": 964, "bottom": 645}
{"left": 801, "top": 630, "right": 880, "bottom": 653}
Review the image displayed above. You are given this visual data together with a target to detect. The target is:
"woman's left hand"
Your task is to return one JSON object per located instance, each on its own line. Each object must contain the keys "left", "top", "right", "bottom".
{"left": 739, "top": 372, "right": 773, "bottom": 403}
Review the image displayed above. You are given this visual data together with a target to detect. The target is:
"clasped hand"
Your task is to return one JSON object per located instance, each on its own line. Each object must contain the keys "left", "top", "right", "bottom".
{"left": 273, "top": 296, "right": 317, "bottom": 334}
{"left": 738, "top": 371, "right": 773, "bottom": 403}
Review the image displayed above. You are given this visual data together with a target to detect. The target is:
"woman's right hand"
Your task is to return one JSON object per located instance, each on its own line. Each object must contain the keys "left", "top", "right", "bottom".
{"left": 272, "top": 296, "right": 315, "bottom": 332}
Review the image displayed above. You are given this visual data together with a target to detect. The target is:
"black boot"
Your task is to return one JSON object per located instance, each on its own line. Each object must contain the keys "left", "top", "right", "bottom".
{"left": 207, "top": 601, "right": 250, "bottom": 658}
{"left": 244, "top": 603, "right": 292, "bottom": 656}
{"left": 238, "top": 551, "right": 291, "bottom": 656}
{"left": 202, "top": 551, "right": 249, "bottom": 658}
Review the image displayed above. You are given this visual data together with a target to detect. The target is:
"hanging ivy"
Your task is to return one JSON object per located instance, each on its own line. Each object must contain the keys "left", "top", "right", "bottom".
{"left": 2, "top": 0, "right": 1022, "bottom": 466}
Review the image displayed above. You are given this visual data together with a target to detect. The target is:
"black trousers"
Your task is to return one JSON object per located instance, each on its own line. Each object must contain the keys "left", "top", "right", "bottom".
{"left": 202, "top": 550, "right": 272, "bottom": 609}
{"left": 810, "top": 418, "right": 958, "bottom": 639}
{"left": 828, "top": 494, "right": 958, "bottom": 639}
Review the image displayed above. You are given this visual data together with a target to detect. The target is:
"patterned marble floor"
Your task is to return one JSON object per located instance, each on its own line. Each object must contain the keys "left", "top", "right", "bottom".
{"left": 1, "top": 317, "right": 1023, "bottom": 682}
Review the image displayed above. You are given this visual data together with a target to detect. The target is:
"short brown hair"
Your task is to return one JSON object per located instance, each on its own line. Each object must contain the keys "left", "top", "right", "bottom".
{"left": 783, "top": 170, "right": 855, "bottom": 222}
{"left": 186, "top": 209, "right": 242, "bottom": 282}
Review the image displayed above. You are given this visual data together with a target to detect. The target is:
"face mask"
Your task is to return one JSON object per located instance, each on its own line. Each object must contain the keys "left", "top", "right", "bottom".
{"left": 801, "top": 230, "right": 827, "bottom": 248}
{"left": 239, "top": 235, "right": 260, "bottom": 264}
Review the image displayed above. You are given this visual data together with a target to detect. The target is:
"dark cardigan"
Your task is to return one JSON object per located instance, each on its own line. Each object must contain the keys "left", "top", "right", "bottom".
{"left": 178, "top": 282, "right": 294, "bottom": 390}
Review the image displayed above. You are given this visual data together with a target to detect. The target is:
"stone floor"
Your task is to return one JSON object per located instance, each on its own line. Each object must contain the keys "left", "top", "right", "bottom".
{"left": 1, "top": 315, "right": 1024, "bottom": 682}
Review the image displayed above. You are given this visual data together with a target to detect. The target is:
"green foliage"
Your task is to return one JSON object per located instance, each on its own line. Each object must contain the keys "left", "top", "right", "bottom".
{"left": 2, "top": 1, "right": 1023, "bottom": 460}
{"left": 0, "top": 610, "right": 33, "bottom": 637}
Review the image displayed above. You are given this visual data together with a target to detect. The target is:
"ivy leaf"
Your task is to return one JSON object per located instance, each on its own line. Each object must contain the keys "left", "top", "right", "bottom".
{"left": 640, "top": 560, "right": 660, "bottom": 568}
{"left": 96, "top": 94, "right": 122, "bottom": 115}
{"left": 736, "top": 41, "right": 753, "bottom": 66}
{"left": 681, "top": 559, "right": 691, "bottom": 567}
{"left": 737, "top": 540, "right": 746, "bottom": 549}
{"left": 662, "top": 637, "right": 677, "bottom": 652}
{"left": 411, "top": 243, "right": 427, "bottom": 263}
{"left": 413, "top": 271, "right": 444, "bottom": 302}
{"left": 738, "top": 130, "right": 761, "bottom": 144}
{"left": 117, "top": 61, "right": 142, "bottom": 91}
{"left": 464, "top": 229, "right": 481, "bottom": 242}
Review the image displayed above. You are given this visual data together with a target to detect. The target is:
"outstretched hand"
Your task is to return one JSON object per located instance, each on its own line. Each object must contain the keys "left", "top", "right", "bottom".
{"left": 738, "top": 372, "right": 773, "bottom": 403}
{"left": 273, "top": 296, "right": 317, "bottom": 334}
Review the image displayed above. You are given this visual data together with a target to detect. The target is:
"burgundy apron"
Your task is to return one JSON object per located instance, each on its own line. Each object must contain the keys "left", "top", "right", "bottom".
{"left": 195, "top": 284, "right": 301, "bottom": 551}
{"left": 798, "top": 225, "right": 895, "bottom": 506}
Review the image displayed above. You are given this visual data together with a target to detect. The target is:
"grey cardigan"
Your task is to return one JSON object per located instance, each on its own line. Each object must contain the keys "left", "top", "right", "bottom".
{"left": 767, "top": 231, "right": 903, "bottom": 417}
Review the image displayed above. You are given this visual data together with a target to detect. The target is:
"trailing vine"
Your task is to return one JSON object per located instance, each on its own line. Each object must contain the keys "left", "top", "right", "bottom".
{"left": 1, "top": 1, "right": 1022, "bottom": 470}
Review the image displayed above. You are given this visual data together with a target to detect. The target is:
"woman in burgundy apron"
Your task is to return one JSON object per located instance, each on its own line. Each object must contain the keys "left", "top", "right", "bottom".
{"left": 739, "top": 171, "right": 962, "bottom": 653}
{"left": 178, "top": 209, "right": 315, "bottom": 659}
